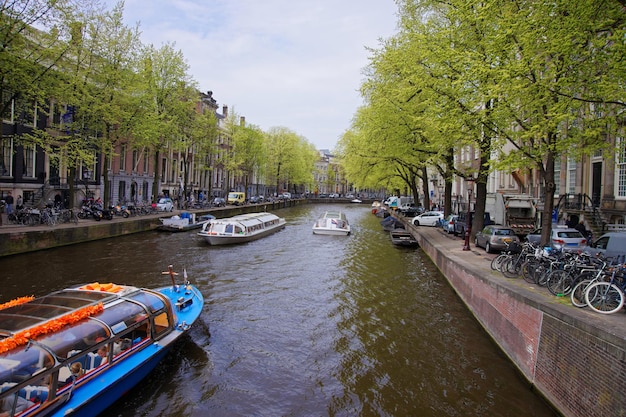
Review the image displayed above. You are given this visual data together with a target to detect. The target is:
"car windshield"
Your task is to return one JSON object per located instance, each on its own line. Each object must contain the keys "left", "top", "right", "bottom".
{"left": 495, "top": 229, "right": 515, "bottom": 236}
{"left": 558, "top": 231, "right": 583, "bottom": 238}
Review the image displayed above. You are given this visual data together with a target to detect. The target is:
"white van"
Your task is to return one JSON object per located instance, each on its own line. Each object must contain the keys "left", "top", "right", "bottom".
{"left": 384, "top": 196, "right": 400, "bottom": 209}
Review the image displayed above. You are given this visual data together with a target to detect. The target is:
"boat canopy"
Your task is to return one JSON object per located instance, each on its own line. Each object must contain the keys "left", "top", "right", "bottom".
{"left": 0, "top": 286, "right": 169, "bottom": 389}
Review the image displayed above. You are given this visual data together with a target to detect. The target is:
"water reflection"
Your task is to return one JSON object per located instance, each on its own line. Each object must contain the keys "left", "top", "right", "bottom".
{"left": 0, "top": 204, "right": 556, "bottom": 416}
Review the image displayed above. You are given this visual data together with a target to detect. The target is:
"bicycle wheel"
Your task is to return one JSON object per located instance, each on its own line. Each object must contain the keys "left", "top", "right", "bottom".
{"left": 585, "top": 282, "right": 625, "bottom": 314}
{"left": 491, "top": 254, "right": 508, "bottom": 271}
{"left": 571, "top": 279, "right": 592, "bottom": 308}
{"left": 521, "top": 259, "right": 540, "bottom": 284}
{"left": 501, "top": 257, "right": 521, "bottom": 278}
{"left": 546, "top": 270, "right": 574, "bottom": 296}
{"left": 71, "top": 211, "right": 79, "bottom": 224}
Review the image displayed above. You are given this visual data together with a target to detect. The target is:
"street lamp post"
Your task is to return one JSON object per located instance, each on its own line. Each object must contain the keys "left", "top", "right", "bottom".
{"left": 437, "top": 182, "right": 444, "bottom": 211}
{"left": 462, "top": 180, "right": 475, "bottom": 251}
{"left": 83, "top": 169, "right": 92, "bottom": 200}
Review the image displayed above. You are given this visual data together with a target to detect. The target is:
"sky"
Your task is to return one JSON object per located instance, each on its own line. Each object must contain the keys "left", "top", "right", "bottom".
{"left": 107, "top": 0, "right": 399, "bottom": 150}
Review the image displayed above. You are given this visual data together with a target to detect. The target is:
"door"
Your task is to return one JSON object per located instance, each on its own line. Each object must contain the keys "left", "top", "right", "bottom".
{"left": 592, "top": 162, "right": 602, "bottom": 207}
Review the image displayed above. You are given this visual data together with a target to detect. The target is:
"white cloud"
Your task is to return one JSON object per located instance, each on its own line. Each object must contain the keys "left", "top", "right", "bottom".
{"left": 110, "top": 0, "right": 398, "bottom": 149}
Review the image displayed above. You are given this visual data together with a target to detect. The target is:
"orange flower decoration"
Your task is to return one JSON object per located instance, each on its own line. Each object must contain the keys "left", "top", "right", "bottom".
{"left": 0, "top": 296, "right": 35, "bottom": 311}
{"left": 0, "top": 303, "right": 104, "bottom": 355}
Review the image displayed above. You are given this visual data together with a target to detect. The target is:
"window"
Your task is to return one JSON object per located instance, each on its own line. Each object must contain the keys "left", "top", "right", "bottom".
{"left": 554, "top": 162, "right": 561, "bottom": 195}
{"left": 567, "top": 157, "right": 576, "bottom": 194}
{"left": 1, "top": 137, "right": 13, "bottom": 176}
{"left": 143, "top": 150, "right": 149, "bottom": 173}
{"left": 118, "top": 181, "right": 126, "bottom": 201}
{"left": 119, "top": 145, "right": 127, "bottom": 172}
{"left": 23, "top": 144, "right": 36, "bottom": 178}
{"left": 161, "top": 158, "right": 167, "bottom": 182}
{"left": 132, "top": 149, "right": 138, "bottom": 172}
{"left": 618, "top": 138, "right": 626, "bottom": 198}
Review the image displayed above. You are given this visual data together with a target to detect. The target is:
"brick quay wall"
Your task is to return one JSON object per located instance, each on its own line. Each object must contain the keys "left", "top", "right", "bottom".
{"left": 406, "top": 221, "right": 626, "bottom": 417}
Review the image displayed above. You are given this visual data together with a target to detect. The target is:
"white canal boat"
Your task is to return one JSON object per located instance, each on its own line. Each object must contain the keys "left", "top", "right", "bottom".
{"left": 312, "top": 211, "right": 351, "bottom": 236}
{"left": 197, "top": 212, "right": 286, "bottom": 245}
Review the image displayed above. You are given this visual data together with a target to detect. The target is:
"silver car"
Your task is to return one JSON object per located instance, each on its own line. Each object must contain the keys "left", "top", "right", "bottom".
{"left": 475, "top": 225, "right": 520, "bottom": 253}
{"left": 526, "top": 227, "right": 587, "bottom": 252}
{"left": 442, "top": 214, "right": 458, "bottom": 234}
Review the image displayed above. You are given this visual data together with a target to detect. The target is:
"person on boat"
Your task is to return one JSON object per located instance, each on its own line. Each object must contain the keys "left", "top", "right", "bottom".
{"left": 0, "top": 394, "right": 34, "bottom": 417}
{"left": 70, "top": 362, "right": 84, "bottom": 379}
{"left": 96, "top": 346, "right": 109, "bottom": 365}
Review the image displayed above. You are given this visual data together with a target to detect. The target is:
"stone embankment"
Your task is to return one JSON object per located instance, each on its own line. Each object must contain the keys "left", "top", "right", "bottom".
{"left": 0, "top": 199, "right": 301, "bottom": 257}
{"left": 405, "top": 220, "right": 626, "bottom": 417}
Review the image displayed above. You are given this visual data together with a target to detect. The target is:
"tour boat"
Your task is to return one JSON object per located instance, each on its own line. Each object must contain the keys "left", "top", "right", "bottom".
{"left": 312, "top": 211, "right": 351, "bottom": 236}
{"left": 158, "top": 213, "right": 215, "bottom": 232}
{"left": 197, "top": 212, "right": 286, "bottom": 245}
{"left": 0, "top": 266, "right": 203, "bottom": 417}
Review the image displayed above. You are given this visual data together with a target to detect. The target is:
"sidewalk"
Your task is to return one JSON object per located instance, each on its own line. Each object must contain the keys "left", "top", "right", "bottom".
{"left": 415, "top": 224, "right": 626, "bottom": 343}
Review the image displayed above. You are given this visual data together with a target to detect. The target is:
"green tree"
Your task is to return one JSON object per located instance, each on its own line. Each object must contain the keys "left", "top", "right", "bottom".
{"left": 137, "top": 42, "right": 196, "bottom": 202}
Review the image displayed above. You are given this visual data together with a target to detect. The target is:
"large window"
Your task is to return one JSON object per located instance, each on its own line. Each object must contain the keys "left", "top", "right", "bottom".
{"left": 1, "top": 137, "right": 12, "bottom": 176}
{"left": 23, "top": 144, "right": 36, "bottom": 178}
{"left": 143, "top": 150, "right": 149, "bottom": 173}
{"left": 132, "top": 149, "right": 138, "bottom": 172}
{"left": 119, "top": 144, "right": 127, "bottom": 172}
{"left": 567, "top": 157, "right": 576, "bottom": 194}
{"left": 618, "top": 138, "right": 626, "bottom": 198}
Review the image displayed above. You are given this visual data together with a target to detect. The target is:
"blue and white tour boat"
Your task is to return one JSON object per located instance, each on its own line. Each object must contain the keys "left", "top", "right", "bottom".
{"left": 0, "top": 266, "right": 203, "bottom": 417}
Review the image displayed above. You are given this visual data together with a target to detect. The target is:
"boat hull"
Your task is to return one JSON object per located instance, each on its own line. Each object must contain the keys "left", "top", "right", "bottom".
{"left": 390, "top": 229, "right": 419, "bottom": 247}
{"left": 199, "top": 223, "right": 285, "bottom": 245}
{"left": 157, "top": 221, "right": 209, "bottom": 232}
{"left": 312, "top": 227, "right": 350, "bottom": 236}
{"left": 312, "top": 211, "right": 351, "bottom": 236}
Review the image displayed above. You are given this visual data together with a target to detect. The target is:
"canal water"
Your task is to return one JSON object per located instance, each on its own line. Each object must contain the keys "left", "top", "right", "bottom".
{"left": 0, "top": 204, "right": 557, "bottom": 416}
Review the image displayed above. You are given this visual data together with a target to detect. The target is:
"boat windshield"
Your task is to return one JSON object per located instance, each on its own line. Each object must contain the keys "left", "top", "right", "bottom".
{"left": 127, "top": 291, "right": 166, "bottom": 314}
{"left": 94, "top": 301, "right": 149, "bottom": 334}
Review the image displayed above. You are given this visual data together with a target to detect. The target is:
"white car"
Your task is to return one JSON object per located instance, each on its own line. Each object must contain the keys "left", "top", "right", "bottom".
{"left": 156, "top": 197, "right": 174, "bottom": 211}
{"left": 412, "top": 211, "right": 444, "bottom": 227}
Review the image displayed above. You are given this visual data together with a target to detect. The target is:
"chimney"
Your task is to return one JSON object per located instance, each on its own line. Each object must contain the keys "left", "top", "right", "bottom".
{"left": 222, "top": 105, "right": 228, "bottom": 118}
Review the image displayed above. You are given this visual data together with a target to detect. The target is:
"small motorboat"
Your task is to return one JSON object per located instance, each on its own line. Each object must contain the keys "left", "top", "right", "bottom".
{"left": 158, "top": 213, "right": 215, "bottom": 232}
{"left": 0, "top": 265, "right": 203, "bottom": 417}
{"left": 381, "top": 216, "right": 404, "bottom": 232}
{"left": 197, "top": 212, "right": 286, "bottom": 245}
{"left": 390, "top": 228, "right": 419, "bottom": 247}
{"left": 312, "top": 211, "right": 351, "bottom": 236}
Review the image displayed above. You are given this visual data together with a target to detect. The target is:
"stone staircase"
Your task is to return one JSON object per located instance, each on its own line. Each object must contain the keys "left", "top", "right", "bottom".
{"left": 555, "top": 193, "right": 605, "bottom": 239}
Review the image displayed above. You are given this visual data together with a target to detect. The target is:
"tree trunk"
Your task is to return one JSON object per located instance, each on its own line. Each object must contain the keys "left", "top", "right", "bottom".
{"left": 152, "top": 149, "right": 161, "bottom": 202}
{"left": 540, "top": 146, "right": 556, "bottom": 246}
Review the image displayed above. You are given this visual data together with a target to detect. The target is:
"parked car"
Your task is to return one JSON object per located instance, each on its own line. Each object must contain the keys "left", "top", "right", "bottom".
{"left": 454, "top": 211, "right": 492, "bottom": 237}
{"left": 156, "top": 197, "right": 174, "bottom": 212}
{"left": 475, "top": 225, "right": 520, "bottom": 253}
{"left": 211, "top": 197, "right": 226, "bottom": 207}
{"left": 249, "top": 195, "right": 265, "bottom": 204}
{"left": 583, "top": 232, "right": 626, "bottom": 260}
{"left": 526, "top": 227, "right": 588, "bottom": 252}
{"left": 443, "top": 214, "right": 459, "bottom": 234}
{"left": 412, "top": 211, "right": 444, "bottom": 227}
